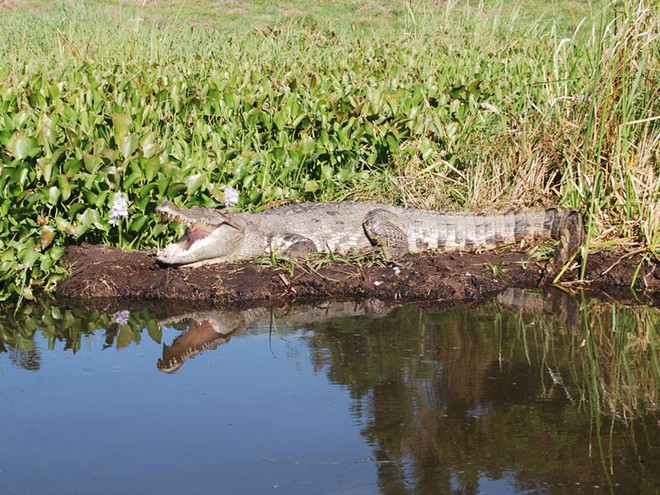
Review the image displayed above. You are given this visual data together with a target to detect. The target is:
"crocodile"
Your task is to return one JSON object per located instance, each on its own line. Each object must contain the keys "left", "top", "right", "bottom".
{"left": 156, "top": 201, "right": 583, "bottom": 282}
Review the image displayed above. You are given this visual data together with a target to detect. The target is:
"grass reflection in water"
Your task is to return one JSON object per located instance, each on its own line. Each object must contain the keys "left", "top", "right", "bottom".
{"left": 0, "top": 289, "right": 658, "bottom": 494}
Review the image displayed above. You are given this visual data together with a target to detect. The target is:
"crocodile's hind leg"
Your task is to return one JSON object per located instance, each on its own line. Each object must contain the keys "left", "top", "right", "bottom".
{"left": 362, "top": 209, "right": 409, "bottom": 258}
{"left": 272, "top": 233, "right": 318, "bottom": 259}
{"left": 541, "top": 210, "right": 584, "bottom": 284}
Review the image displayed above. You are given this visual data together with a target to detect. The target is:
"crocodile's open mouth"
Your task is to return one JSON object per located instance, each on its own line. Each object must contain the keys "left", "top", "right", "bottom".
{"left": 156, "top": 205, "right": 218, "bottom": 257}
{"left": 157, "top": 224, "right": 216, "bottom": 260}
{"left": 155, "top": 201, "right": 243, "bottom": 265}
{"left": 156, "top": 218, "right": 244, "bottom": 265}
{"left": 177, "top": 225, "right": 216, "bottom": 251}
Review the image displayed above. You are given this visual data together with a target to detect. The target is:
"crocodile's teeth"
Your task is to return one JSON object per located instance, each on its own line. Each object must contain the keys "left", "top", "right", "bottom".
{"left": 159, "top": 213, "right": 212, "bottom": 229}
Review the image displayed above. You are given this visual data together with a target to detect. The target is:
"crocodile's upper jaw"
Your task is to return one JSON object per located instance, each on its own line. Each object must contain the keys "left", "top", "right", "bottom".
{"left": 156, "top": 200, "right": 227, "bottom": 227}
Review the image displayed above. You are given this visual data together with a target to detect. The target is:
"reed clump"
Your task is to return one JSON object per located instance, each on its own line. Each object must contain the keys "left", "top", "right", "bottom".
{"left": 571, "top": 299, "right": 659, "bottom": 420}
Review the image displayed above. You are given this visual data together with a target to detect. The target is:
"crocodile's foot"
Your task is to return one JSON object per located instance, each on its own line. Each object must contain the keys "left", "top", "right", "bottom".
{"left": 540, "top": 210, "right": 584, "bottom": 284}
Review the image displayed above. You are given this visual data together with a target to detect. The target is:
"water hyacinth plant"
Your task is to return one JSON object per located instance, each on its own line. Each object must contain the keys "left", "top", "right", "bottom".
{"left": 108, "top": 194, "right": 130, "bottom": 247}
{"left": 109, "top": 195, "right": 129, "bottom": 227}
{"left": 224, "top": 186, "right": 240, "bottom": 208}
{"left": 0, "top": 0, "right": 657, "bottom": 301}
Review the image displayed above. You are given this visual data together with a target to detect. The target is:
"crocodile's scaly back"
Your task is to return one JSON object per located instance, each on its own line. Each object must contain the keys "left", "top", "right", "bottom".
{"left": 375, "top": 207, "right": 563, "bottom": 253}
{"left": 238, "top": 203, "right": 578, "bottom": 254}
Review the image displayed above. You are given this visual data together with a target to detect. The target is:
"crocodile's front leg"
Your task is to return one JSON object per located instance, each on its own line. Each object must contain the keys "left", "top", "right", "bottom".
{"left": 271, "top": 233, "right": 318, "bottom": 259}
{"left": 362, "top": 208, "right": 409, "bottom": 258}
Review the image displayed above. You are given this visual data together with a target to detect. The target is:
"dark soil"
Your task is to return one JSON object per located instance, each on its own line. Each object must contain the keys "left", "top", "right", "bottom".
{"left": 56, "top": 245, "right": 660, "bottom": 306}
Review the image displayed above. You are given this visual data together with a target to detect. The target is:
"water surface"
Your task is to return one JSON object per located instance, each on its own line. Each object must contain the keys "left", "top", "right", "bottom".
{"left": 1, "top": 290, "right": 658, "bottom": 494}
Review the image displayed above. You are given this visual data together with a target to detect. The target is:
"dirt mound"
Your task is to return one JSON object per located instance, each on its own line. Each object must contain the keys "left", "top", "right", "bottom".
{"left": 55, "top": 245, "right": 660, "bottom": 306}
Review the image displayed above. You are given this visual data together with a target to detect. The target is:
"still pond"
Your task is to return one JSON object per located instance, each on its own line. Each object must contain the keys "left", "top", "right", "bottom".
{"left": 1, "top": 289, "right": 658, "bottom": 494}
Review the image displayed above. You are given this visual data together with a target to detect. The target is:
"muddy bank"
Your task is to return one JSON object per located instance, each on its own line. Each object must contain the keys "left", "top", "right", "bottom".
{"left": 55, "top": 245, "right": 660, "bottom": 306}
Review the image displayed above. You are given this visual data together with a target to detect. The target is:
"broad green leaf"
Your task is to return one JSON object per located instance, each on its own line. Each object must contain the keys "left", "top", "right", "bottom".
{"left": 321, "top": 165, "right": 334, "bottom": 180}
{"left": 119, "top": 134, "right": 139, "bottom": 158}
{"left": 143, "top": 156, "right": 161, "bottom": 181}
{"left": 49, "top": 246, "right": 66, "bottom": 261}
{"left": 185, "top": 173, "right": 206, "bottom": 194}
{"left": 13, "top": 164, "right": 31, "bottom": 186}
{"left": 274, "top": 111, "right": 286, "bottom": 131}
{"left": 8, "top": 133, "right": 39, "bottom": 160}
{"left": 69, "top": 203, "right": 86, "bottom": 217}
{"left": 146, "top": 321, "right": 162, "bottom": 344}
{"left": 37, "top": 115, "right": 57, "bottom": 147}
{"left": 40, "top": 256, "right": 53, "bottom": 271}
{"left": 57, "top": 176, "right": 72, "bottom": 201}
{"left": 116, "top": 327, "right": 132, "bottom": 349}
{"left": 141, "top": 132, "right": 160, "bottom": 158}
{"left": 62, "top": 158, "right": 82, "bottom": 176}
{"left": 12, "top": 111, "right": 33, "bottom": 129}
{"left": 129, "top": 214, "right": 148, "bottom": 233}
{"left": 47, "top": 186, "right": 61, "bottom": 206}
{"left": 36, "top": 147, "right": 65, "bottom": 183}
{"left": 76, "top": 208, "right": 104, "bottom": 236}
{"left": 82, "top": 152, "right": 102, "bottom": 174}
{"left": 124, "top": 172, "right": 142, "bottom": 190}
{"left": 304, "top": 180, "right": 319, "bottom": 192}
{"left": 0, "top": 247, "right": 15, "bottom": 262}
{"left": 55, "top": 217, "right": 75, "bottom": 235}
{"left": 19, "top": 247, "right": 40, "bottom": 268}
{"left": 299, "top": 135, "right": 315, "bottom": 155}
{"left": 112, "top": 114, "right": 132, "bottom": 142}
{"left": 156, "top": 177, "right": 172, "bottom": 196}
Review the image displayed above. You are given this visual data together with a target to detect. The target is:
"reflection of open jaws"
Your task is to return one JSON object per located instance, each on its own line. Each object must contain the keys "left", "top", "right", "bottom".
{"left": 156, "top": 300, "right": 395, "bottom": 373}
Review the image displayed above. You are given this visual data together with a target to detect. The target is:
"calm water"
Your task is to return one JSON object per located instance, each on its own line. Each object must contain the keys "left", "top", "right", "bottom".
{"left": 1, "top": 290, "right": 658, "bottom": 495}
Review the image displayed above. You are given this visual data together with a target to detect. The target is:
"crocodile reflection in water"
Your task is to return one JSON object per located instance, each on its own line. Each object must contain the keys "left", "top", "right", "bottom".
{"left": 156, "top": 289, "right": 581, "bottom": 373}
{"left": 157, "top": 310, "right": 249, "bottom": 373}
{"left": 157, "top": 300, "right": 395, "bottom": 373}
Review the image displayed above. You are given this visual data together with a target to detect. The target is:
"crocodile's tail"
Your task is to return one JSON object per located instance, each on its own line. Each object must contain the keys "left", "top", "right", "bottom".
{"left": 440, "top": 208, "right": 583, "bottom": 284}
{"left": 438, "top": 208, "right": 582, "bottom": 249}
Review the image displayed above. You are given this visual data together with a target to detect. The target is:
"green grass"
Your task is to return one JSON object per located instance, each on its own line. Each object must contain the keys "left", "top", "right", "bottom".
{"left": 0, "top": 0, "right": 658, "bottom": 301}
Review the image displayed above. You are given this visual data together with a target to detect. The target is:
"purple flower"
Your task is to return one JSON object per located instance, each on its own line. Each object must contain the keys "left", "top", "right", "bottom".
{"left": 224, "top": 186, "right": 239, "bottom": 207}
{"left": 109, "top": 195, "right": 129, "bottom": 226}
{"left": 113, "top": 310, "right": 130, "bottom": 326}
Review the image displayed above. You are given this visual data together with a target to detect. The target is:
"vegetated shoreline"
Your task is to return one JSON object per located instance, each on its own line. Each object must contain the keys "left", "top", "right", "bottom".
{"left": 1, "top": 1, "right": 657, "bottom": 304}
{"left": 55, "top": 244, "right": 660, "bottom": 308}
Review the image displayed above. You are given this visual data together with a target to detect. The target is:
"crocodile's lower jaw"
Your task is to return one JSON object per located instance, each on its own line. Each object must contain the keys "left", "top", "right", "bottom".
{"left": 157, "top": 229, "right": 219, "bottom": 265}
